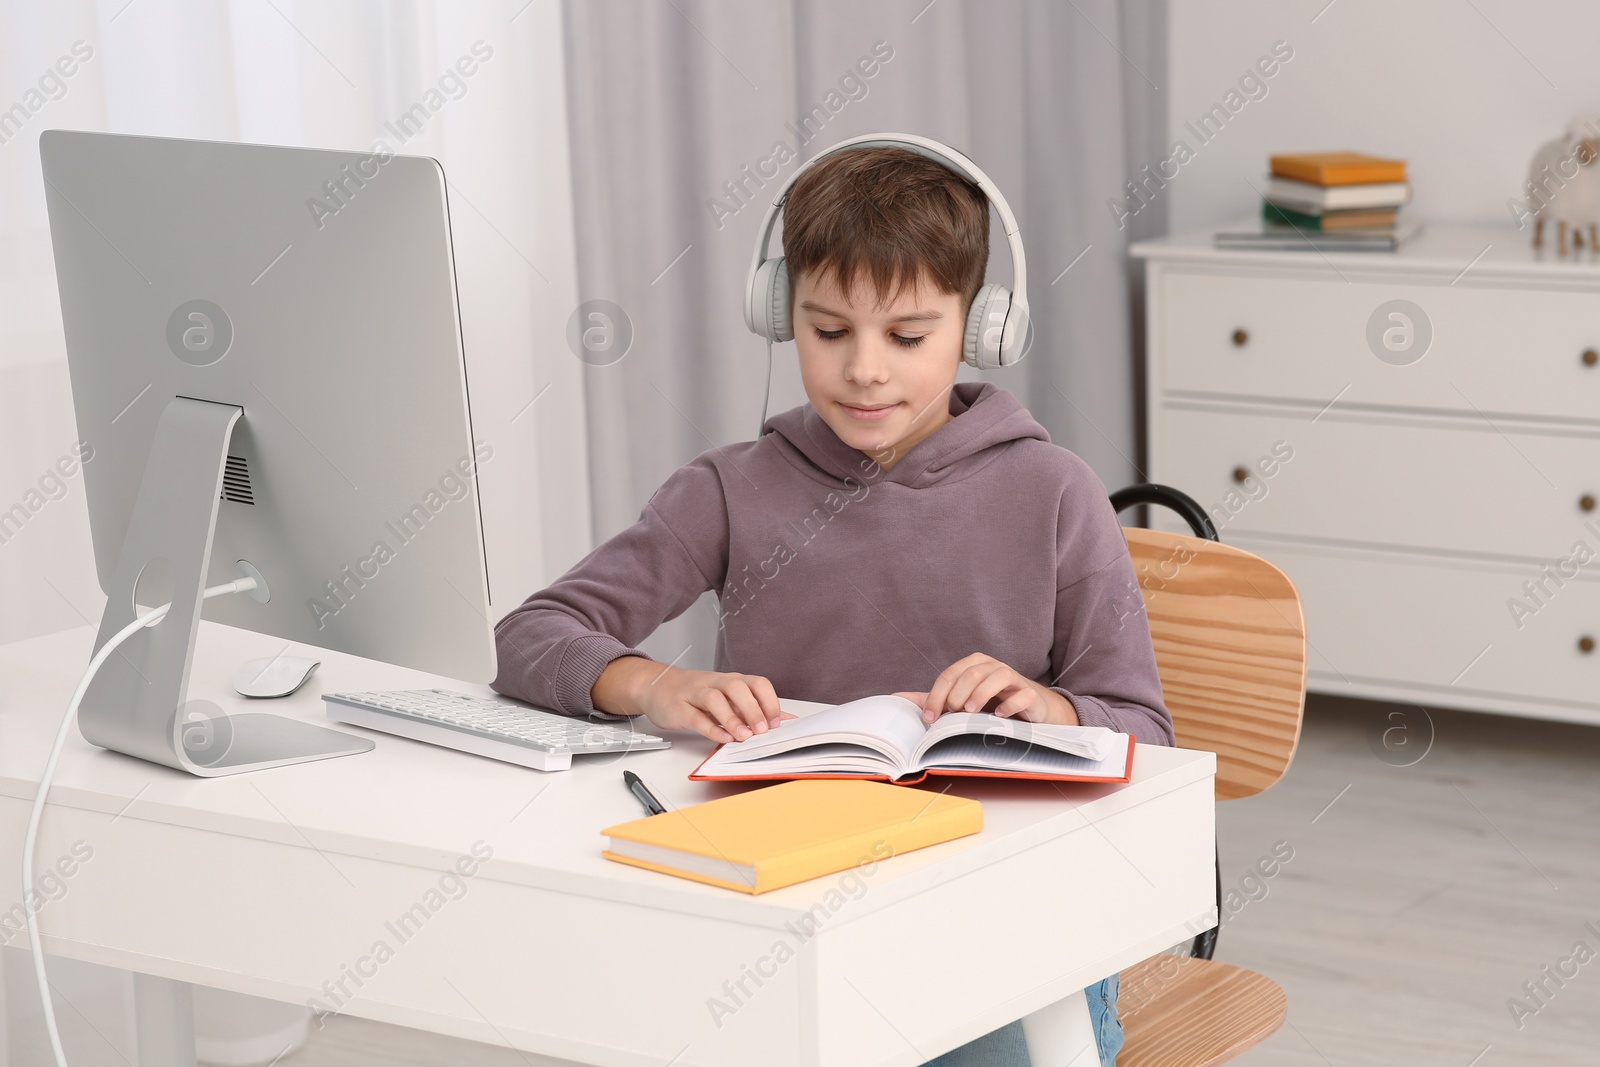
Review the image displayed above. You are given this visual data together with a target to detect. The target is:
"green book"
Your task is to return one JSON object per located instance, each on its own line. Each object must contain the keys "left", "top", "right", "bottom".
{"left": 1262, "top": 201, "right": 1396, "bottom": 232}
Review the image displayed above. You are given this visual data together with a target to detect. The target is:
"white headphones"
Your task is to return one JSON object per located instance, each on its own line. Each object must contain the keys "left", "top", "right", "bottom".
{"left": 743, "top": 132, "right": 1031, "bottom": 371}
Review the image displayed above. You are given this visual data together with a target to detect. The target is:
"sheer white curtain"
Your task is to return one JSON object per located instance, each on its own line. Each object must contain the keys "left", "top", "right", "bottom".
{"left": 0, "top": 0, "right": 589, "bottom": 651}
{"left": 0, "top": 2, "right": 583, "bottom": 1061}
{"left": 561, "top": 0, "right": 1169, "bottom": 669}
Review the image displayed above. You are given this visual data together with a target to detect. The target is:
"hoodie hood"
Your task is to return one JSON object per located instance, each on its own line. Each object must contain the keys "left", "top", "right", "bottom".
{"left": 763, "top": 381, "right": 1051, "bottom": 489}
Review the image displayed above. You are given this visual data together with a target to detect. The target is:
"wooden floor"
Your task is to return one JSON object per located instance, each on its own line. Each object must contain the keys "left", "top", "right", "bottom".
{"left": 278, "top": 696, "right": 1600, "bottom": 1064}
{"left": 1222, "top": 695, "right": 1600, "bottom": 1066}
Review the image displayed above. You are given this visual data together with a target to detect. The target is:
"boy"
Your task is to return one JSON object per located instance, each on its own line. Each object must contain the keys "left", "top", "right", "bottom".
{"left": 492, "top": 143, "right": 1172, "bottom": 1066}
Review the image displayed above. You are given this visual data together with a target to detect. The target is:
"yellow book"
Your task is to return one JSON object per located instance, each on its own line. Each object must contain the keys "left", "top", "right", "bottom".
{"left": 1269, "top": 151, "right": 1407, "bottom": 186}
{"left": 601, "top": 779, "right": 983, "bottom": 894}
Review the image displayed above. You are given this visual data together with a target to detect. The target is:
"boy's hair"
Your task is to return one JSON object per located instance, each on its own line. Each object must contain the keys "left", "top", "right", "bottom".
{"left": 781, "top": 145, "right": 990, "bottom": 313}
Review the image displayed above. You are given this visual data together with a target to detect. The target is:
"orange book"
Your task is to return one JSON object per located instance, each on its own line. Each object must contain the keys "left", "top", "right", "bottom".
{"left": 687, "top": 694, "right": 1135, "bottom": 786}
{"left": 601, "top": 778, "right": 983, "bottom": 894}
{"left": 1270, "top": 152, "right": 1407, "bottom": 186}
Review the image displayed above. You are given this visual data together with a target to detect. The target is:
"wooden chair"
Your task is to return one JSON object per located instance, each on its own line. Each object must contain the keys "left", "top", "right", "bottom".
{"left": 1108, "top": 485, "right": 1307, "bottom": 1067}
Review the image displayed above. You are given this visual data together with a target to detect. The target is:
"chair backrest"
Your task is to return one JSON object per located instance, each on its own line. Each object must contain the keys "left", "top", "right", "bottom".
{"left": 1123, "top": 528, "right": 1307, "bottom": 800}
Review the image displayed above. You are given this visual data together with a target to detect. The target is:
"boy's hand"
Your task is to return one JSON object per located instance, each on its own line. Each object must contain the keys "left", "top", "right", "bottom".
{"left": 598, "top": 658, "right": 795, "bottom": 744}
{"left": 896, "top": 653, "right": 1079, "bottom": 726}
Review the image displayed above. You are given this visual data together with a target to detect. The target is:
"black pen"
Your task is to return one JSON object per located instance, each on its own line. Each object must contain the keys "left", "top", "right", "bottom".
{"left": 623, "top": 770, "right": 667, "bottom": 816}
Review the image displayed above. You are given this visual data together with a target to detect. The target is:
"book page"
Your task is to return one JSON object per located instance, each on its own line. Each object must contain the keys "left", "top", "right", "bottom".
{"left": 698, "top": 743, "right": 900, "bottom": 778}
{"left": 911, "top": 713, "right": 1117, "bottom": 766}
{"left": 698, "top": 694, "right": 927, "bottom": 775}
{"left": 916, "top": 730, "right": 1131, "bottom": 779}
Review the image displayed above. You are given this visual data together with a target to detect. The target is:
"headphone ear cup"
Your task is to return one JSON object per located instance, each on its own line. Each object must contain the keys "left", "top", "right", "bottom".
{"left": 963, "top": 284, "right": 1012, "bottom": 369}
{"left": 962, "top": 283, "right": 993, "bottom": 367}
{"left": 1000, "top": 301, "right": 1030, "bottom": 367}
{"left": 768, "top": 258, "right": 792, "bottom": 343}
{"left": 750, "top": 257, "right": 793, "bottom": 343}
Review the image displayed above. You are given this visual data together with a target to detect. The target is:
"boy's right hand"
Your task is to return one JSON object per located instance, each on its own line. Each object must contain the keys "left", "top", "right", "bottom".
{"left": 593, "top": 657, "right": 794, "bottom": 744}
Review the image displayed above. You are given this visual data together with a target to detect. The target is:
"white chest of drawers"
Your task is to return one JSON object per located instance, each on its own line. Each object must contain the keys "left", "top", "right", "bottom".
{"left": 1132, "top": 223, "right": 1600, "bottom": 725}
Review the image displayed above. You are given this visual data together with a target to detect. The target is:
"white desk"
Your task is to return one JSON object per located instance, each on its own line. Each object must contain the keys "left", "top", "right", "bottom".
{"left": 0, "top": 621, "right": 1216, "bottom": 1067}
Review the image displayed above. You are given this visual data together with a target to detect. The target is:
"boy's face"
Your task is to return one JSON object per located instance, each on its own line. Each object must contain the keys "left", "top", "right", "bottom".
{"left": 791, "top": 266, "right": 966, "bottom": 469}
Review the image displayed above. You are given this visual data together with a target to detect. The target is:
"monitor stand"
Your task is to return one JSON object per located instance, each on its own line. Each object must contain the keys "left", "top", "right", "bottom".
{"left": 79, "top": 396, "right": 374, "bottom": 776}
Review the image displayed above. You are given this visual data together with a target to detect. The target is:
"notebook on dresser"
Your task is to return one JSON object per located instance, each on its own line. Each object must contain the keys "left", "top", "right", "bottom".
{"left": 688, "top": 694, "right": 1134, "bottom": 785}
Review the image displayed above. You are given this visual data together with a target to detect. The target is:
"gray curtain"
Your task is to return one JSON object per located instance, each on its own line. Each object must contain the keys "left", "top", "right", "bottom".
{"left": 561, "top": 0, "right": 1168, "bottom": 668}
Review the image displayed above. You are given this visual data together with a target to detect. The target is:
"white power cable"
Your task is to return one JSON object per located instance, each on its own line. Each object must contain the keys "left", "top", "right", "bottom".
{"left": 23, "top": 576, "right": 258, "bottom": 1067}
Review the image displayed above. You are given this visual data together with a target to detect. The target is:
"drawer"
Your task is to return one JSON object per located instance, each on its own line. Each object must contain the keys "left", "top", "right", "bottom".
{"left": 1155, "top": 269, "right": 1600, "bottom": 423}
{"left": 1152, "top": 405, "right": 1600, "bottom": 561}
{"left": 1232, "top": 538, "right": 1600, "bottom": 715}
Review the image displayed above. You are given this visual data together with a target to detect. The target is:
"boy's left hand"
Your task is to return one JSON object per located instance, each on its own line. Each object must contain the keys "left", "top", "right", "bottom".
{"left": 895, "top": 653, "right": 1078, "bottom": 726}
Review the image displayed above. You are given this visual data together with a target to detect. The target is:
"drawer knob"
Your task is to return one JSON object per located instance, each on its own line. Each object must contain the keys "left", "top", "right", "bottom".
{"left": 1584, "top": 348, "right": 1598, "bottom": 367}
{"left": 1583, "top": 494, "right": 1597, "bottom": 513}
{"left": 1232, "top": 329, "right": 1249, "bottom": 347}
{"left": 1231, "top": 466, "right": 1250, "bottom": 484}
{"left": 1581, "top": 635, "right": 1596, "bottom": 654}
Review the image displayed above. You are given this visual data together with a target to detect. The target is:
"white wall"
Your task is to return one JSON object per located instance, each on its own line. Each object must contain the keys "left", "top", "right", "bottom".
{"left": 1164, "top": 0, "right": 1600, "bottom": 234}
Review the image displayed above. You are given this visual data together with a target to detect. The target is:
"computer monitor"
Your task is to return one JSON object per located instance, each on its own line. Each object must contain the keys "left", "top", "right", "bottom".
{"left": 39, "top": 130, "right": 496, "bottom": 776}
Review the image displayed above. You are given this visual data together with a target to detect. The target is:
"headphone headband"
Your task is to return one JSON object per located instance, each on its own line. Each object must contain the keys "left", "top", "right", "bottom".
{"left": 743, "top": 132, "right": 1029, "bottom": 366}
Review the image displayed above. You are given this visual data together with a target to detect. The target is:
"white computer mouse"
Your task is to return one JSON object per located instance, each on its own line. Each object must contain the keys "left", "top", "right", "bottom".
{"left": 233, "top": 655, "right": 321, "bottom": 698}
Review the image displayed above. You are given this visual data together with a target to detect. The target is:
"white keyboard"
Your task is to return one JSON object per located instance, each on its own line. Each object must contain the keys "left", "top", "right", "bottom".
{"left": 323, "top": 688, "right": 670, "bottom": 771}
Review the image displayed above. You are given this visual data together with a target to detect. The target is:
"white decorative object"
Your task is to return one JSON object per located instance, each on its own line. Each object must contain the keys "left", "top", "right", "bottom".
{"left": 1134, "top": 224, "right": 1600, "bottom": 726}
{"left": 1525, "top": 116, "right": 1600, "bottom": 254}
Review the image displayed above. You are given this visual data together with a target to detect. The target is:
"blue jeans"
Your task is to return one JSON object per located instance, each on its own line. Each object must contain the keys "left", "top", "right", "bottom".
{"left": 922, "top": 974, "right": 1122, "bottom": 1067}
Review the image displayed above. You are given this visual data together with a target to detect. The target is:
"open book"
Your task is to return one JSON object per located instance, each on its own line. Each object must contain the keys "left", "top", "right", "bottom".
{"left": 689, "top": 694, "right": 1134, "bottom": 785}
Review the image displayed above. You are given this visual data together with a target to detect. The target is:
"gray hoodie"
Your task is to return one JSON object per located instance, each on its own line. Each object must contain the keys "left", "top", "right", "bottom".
{"left": 491, "top": 381, "right": 1174, "bottom": 746}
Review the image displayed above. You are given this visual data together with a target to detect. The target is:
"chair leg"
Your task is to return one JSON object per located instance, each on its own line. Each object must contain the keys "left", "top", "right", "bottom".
{"left": 1020, "top": 989, "right": 1098, "bottom": 1067}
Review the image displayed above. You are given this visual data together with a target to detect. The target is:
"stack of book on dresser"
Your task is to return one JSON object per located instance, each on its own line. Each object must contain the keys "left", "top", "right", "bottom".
{"left": 1216, "top": 151, "right": 1422, "bottom": 251}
